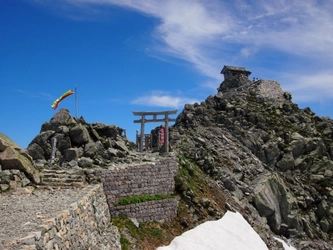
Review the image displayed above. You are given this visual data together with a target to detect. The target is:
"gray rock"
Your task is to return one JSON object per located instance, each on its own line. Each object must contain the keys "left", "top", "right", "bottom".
{"left": 70, "top": 124, "right": 90, "bottom": 146}
{"left": 0, "top": 170, "right": 12, "bottom": 184}
{"left": 259, "top": 142, "right": 280, "bottom": 165}
{"left": 78, "top": 157, "right": 93, "bottom": 168}
{"left": 316, "top": 200, "right": 328, "bottom": 220}
{"left": 252, "top": 173, "right": 299, "bottom": 234}
{"left": 41, "top": 108, "right": 76, "bottom": 132}
{"left": 0, "top": 133, "right": 20, "bottom": 152}
{"left": 68, "top": 160, "right": 78, "bottom": 168}
{"left": 0, "top": 183, "right": 9, "bottom": 191}
{"left": 27, "top": 143, "right": 45, "bottom": 160}
{"left": 276, "top": 152, "right": 294, "bottom": 171}
{"left": 319, "top": 217, "right": 330, "bottom": 232}
{"left": 84, "top": 142, "right": 98, "bottom": 158}
{"left": 107, "top": 148, "right": 118, "bottom": 158}
{"left": 114, "top": 140, "right": 129, "bottom": 152}
{"left": 21, "top": 177, "right": 31, "bottom": 187}
{"left": 92, "top": 123, "right": 118, "bottom": 139}
{"left": 0, "top": 147, "right": 40, "bottom": 184}
{"left": 65, "top": 148, "right": 79, "bottom": 162}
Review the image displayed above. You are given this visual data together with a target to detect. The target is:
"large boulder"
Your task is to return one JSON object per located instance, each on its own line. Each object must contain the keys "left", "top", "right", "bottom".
{"left": 258, "top": 141, "right": 281, "bottom": 166}
{"left": 27, "top": 143, "right": 45, "bottom": 160}
{"left": 92, "top": 123, "right": 119, "bottom": 139}
{"left": 114, "top": 140, "right": 129, "bottom": 152}
{"left": 78, "top": 157, "right": 93, "bottom": 168}
{"left": 0, "top": 133, "right": 20, "bottom": 152}
{"left": 0, "top": 145, "right": 40, "bottom": 184}
{"left": 252, "top": 173, "right": 300, "bottom": 235}
{"left": 276, "top": 151, "right": 294, "bottom": 171}
{"left": 69, "top": 124, "right": 90, "bottom": 146}
{"left": 64, "top": 148, "right": 80, "bottom": 162}
{"left": 84, "top": 141, "right": 108, "bottom": 159}
{"left": 41, "top": 108, "right": 77, "bottom": 132}
{"left": 27, "top": 130, "right": 55, "bottom": 160}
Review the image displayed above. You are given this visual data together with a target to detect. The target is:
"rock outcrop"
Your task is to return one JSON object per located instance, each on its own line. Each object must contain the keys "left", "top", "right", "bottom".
{"left": 170, "top": 74, "right": 333, "bottom": 249}
{"left": 27, "top": 108, "right": 137, "bottom": 169}
{"left": 0, "top": 133, "right": 40, "bottom": 186}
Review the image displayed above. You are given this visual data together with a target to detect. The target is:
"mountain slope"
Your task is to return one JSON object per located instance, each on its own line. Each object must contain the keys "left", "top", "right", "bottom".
{"left": 169, "top": 74, "right": 333, "bottom": 249}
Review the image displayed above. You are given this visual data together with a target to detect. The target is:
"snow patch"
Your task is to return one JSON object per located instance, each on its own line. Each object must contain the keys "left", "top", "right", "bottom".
{"left": 157, "top": 211, "right": 296, "bottom": 250}
{"left": 157, "top": 211, "right": 268, "bottom": 250}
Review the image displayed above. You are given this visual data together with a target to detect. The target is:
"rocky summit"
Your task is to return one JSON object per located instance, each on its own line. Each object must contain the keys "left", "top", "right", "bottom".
{"left": 170, "top": 72, "right": 333, "bottom": 249}
{"left": 1, "top": 67, "right": 333, "bottom": 249}
{"left": 27, "top": 108, "right": 138, "bottom": 169}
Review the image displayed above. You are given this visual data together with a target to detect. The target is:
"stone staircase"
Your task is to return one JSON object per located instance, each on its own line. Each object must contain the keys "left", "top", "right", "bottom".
{"left": 39, "top": 169, "right": 86, "bottom": 188}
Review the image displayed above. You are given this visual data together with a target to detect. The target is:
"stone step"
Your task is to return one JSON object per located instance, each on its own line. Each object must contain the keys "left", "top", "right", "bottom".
{"left": 41, "top": 169, "right": 85, "bottom": 175}
{"left": 41, "top": 173, "right": 84, "bottom": 180}
{"left": 38, "top": 181, "right": 85, "bottom": 188}
{"left": 40, "top": 169, "right": 86, "bottom": 188}
{"left": 41, "top": 177, "right": 85, "bottom": 183}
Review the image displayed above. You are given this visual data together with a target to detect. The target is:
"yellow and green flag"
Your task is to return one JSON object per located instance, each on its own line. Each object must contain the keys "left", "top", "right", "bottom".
{"left": 51, "top": 89, "right": 74, "bottom": 110}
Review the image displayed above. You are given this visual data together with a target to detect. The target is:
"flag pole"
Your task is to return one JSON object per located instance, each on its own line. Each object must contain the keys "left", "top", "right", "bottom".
{"left": 75, "top": 85, "right": 78, "bottom": 119}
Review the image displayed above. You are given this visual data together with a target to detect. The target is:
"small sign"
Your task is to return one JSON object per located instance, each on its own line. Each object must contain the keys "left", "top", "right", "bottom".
{"left": 159, "top": 127, "right": 165, "bottom": 145}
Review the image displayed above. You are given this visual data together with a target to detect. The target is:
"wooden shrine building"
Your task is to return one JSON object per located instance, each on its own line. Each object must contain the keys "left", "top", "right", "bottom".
{"left": 221, "top": 65, "right": 252, "bottom": 80}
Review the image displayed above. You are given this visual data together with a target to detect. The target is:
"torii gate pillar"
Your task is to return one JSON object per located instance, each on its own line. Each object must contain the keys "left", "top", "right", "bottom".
{"left": 133, "top": 110, "right": 177, "bottom": 153}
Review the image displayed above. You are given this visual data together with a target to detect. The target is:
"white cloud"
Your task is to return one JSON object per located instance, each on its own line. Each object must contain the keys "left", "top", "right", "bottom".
{"left": 13, "top": 89, "right": 54, "bottom": 100}
{"left": 52, "top": 0, "right": 333, "bottom": 65}
{"left": 199, "top": 80, "right": 221, "bottom": 91}
{"left": 282, "top": 71, "right": 333, "bottom": 103}
{"left": 34, "top": 0, "right": 333, "bottom": 101}
{"left": 240, "top": 47, "right": 258, "bottom": 58}
{"left": 131, "top": 91, "right": 199, "bottom": 109}
{"left": 237, "top": 1, "right": 333, "bottom": 58}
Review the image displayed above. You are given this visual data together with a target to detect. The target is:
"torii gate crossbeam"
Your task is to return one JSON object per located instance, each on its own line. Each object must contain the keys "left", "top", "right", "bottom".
{"left": 133, "top": 110, "right": 177, "bottom": 153}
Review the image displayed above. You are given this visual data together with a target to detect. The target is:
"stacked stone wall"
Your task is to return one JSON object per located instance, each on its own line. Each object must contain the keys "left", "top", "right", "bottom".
{"left": 256, "top": 80, "right": 284, "bottom": 103}
{"left": 14, "top": 184, "right": 121, "bottom": 250}
{"left": 101, "top": 158, "right": 178, "bottom": 204}
{"left": 111, "top": 197, "right": 180, "bottom": 222}
{"left": 101, "top": 158, "right": 179, "bottom": 222}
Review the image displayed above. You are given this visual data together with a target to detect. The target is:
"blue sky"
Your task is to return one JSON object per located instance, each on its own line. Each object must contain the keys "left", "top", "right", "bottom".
{"left": 1, "top": 0, "right": 333, "bottom": 148}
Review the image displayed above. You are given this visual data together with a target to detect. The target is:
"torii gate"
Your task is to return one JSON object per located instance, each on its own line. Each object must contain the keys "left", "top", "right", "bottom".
{"left": 133, "top": 110, "right": 177, "bottom": 153}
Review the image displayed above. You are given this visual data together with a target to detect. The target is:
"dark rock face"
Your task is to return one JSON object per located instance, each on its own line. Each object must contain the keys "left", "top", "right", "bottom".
{"left": 170, "top": 75, "right": 333, "bottom": 249}
{"left": 27, "top": 108, "right": 137, "bottom": 167}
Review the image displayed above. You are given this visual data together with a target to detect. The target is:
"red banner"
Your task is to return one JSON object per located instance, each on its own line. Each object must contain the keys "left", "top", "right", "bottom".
{"left": 159, "top": 127, "right": 165, "bottom": 145}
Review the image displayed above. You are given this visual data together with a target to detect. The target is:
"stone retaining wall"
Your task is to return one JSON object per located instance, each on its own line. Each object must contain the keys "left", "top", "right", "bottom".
{"left": 15, "top": 184, "right": 121, "bottom": 250}
{"left": 101, "top": 158, "right": 179, "bottom": 222}
{"left": 101, "top": 158, "right": 178, "bottom": 204}
{"left": 110, "top": 197, "right": 180, "bottom": 222}
{"left": 3, "top": 158, "right": 179, "bottom": 249}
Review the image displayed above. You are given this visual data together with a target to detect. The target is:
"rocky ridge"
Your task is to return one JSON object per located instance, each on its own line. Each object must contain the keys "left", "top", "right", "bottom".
{"left": 170, "top": 74, "right": 333, "bottom": 249}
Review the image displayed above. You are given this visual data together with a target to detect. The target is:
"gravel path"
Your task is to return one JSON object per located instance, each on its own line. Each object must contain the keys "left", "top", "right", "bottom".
{"left": 0, "top": 187, "right": 88, "bottom": 247}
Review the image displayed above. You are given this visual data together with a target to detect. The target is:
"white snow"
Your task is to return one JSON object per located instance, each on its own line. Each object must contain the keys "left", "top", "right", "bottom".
{"left": 157, "top": 211, "right": 296, "bottom": 250}
{"left": 274, "top": 237, "right": 297, "bottom": 250}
